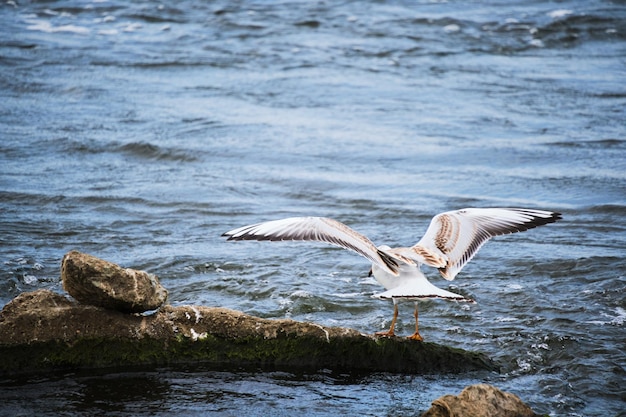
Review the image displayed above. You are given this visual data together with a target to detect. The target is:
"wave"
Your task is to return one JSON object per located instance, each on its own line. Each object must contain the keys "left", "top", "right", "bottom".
{"left": 537, "top": 12, "right": 625, "bottom": 45}
{"left": 57, "top": 138, "right": 201, "bottom": 162}
{"left": 583, "top": 203, "right": 626, "bottom": 216}
{"left": 403, "top": 9, "right": 625, "bottom": 53}
{"left": 116, "top": 141, "right": 200, "bottom": 162}
{"left": 545, "top": 138, "right": 625, "bottom": 149}
{"left": 0, "top": 190, "right": 154, "bottom": 210}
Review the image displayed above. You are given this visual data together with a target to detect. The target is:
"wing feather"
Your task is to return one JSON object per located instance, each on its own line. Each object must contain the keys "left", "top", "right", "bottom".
{"left": 222, "top": 217, "right": 401, "bottom": 275}
{"left": 412, "top": 208, "right": 561, "bottom": 280}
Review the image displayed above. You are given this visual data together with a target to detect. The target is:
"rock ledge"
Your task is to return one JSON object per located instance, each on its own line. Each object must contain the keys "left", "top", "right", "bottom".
{"left": 0, "top": 289, "right": 496, "bottom": 376}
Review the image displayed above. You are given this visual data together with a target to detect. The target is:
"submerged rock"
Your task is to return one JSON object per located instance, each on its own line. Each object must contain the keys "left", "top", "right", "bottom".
{"left": 61, "top": 250, "right": 167, "bottom": 313}
{"left": 421, "top": 384, "right": 540, "bottom": 417}
{"left": 0, "top": 289, "right": 497, "bottom": 376}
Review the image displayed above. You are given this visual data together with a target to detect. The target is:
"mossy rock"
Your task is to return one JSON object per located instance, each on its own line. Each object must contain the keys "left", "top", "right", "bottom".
{"left": 0, "top": 290, "right": 497, "bottom": 375}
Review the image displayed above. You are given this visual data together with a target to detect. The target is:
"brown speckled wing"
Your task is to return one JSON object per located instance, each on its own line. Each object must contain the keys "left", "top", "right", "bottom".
{"left": 413, "top": 208, "right": 561, "bottom": 280}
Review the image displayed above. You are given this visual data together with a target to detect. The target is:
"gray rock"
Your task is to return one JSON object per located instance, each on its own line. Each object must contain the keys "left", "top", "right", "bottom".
{"left": 61, "top": 250, "right": 167, "bottom": 313}
{"left": 422, "top": 383, "right": 540, "bottom": 417}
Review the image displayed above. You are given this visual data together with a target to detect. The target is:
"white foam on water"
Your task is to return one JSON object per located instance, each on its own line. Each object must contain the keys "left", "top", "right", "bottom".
{"left": 26, "top": 19, "right": 90, "bottom": 35}
{"left": 547, "top": 9, "right": 573, "bottom": 19}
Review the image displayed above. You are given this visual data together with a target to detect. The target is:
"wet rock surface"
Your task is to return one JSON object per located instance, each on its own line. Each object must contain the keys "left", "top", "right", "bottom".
{"left": 0, "top": 289, "right": 496, "bottom": 376}
{"left": 421, "top": 383, "right": 540, "bottom": 417}
{"left": 61, "top": 250, "right": 168, "bottom": 313}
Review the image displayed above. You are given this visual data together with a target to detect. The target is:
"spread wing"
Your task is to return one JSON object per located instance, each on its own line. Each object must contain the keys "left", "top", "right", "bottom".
{"left": 411, "top": 208, "right": 561, "bottom": 281}
{"left": 222, "top": 217, "right": 405, "bottom": 275}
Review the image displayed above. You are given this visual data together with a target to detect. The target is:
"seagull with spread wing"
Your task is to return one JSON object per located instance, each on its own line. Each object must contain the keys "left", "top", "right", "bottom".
{"left": 222, "top": 208, "right": 561, "bottom": 341}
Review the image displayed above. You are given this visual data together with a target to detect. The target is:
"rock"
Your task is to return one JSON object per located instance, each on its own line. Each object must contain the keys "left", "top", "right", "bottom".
{"left": 61, "top": 250, "right": 167, "bottom": 313}
{"left": 421, "top": 384, "right": 540, "bottom": 417}
{"left": 0, "top": 290, "right": 497, "bottom": 376}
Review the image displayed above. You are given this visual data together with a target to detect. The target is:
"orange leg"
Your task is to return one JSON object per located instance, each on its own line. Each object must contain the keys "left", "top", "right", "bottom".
{"left": 375, "top": 304, "right": 398, "bottom": 337}
{"left": 407, "top": 303, "right": 423, "bottom": 341}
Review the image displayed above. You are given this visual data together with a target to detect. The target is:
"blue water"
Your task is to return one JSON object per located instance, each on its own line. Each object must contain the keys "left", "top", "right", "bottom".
{"left": 1, "top": 0, "right": 625, "bottom": 416}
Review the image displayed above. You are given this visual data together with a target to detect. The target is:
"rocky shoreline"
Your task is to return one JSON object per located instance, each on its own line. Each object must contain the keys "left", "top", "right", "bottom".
{"left": 0, "top": 251, "right": 542, "bottom": 416}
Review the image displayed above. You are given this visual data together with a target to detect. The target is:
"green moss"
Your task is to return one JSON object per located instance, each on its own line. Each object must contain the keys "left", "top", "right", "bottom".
{"left": 0, "top": 333, "right": 496, "bottom": 376}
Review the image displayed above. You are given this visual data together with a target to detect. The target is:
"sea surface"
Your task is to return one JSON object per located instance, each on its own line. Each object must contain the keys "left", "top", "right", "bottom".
{"left": 1, "top": 0, "right": 625, "bottom": 416}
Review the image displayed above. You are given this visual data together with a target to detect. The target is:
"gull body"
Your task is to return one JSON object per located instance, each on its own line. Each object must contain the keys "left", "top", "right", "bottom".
{"left": 222, "top": 208, "right": 561, "bottom": 340}
{"left": 368, "top": 258, "right": 472, "bottom": 341}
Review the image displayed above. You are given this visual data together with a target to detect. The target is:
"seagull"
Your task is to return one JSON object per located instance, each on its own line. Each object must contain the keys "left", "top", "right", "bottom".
{"left": 222, "top": 208, "right": 561, "bottom": 341}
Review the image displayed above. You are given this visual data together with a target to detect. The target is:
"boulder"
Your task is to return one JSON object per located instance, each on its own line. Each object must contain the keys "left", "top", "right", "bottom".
{"left": 421, "top": 383, "right": 540, "bottom": 417}
{"left": 0, "top": 289, "right": 497, "bottom": 376}
{"left": 61, "top": 250, "right": 167, "bottom": 313}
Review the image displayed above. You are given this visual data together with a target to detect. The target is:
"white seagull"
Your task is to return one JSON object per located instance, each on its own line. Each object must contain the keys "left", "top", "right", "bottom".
{"left": 222, "top": 208, "right": 561, "bottom": 341}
